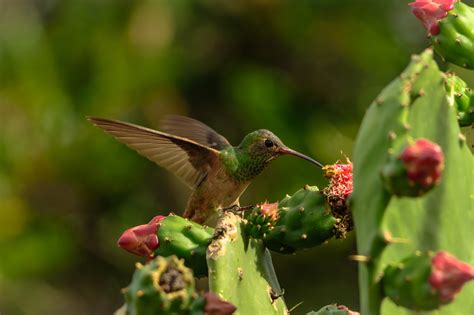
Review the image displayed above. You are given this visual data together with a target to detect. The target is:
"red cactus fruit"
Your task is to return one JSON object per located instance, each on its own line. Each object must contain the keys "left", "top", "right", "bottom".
{"left": 400, "top": 139, "right": 444, "bottom": 188}
{"left": 429, "top": 251, "right": 474, "bottom": 302}
{"left": 117, "top": 215, "right": 166, "bottom": 258}
{"left": 203, "top": 292, "right": 237, "bottom": 315}
{"left": 409, "top": 0, "right": 454, "bottom": 35}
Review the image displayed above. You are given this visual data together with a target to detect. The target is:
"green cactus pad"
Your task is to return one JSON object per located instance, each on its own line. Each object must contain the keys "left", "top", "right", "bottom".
{"left": 207, "top": 212, "right": 287, "bottom": 315}
{"left": 432, "top": 2, "right": 474, "bottom": 69}
{"left": 155, "top": 214, "right": 214, "bottom": 278}
{"left": 382, "top": 253, "right": 443, "bottom": 311}
{"left": 352, "top": 49, "right": 474, "bottom": 315}
{"left": 124, "top": 256, "right": 196, "bottom": 315}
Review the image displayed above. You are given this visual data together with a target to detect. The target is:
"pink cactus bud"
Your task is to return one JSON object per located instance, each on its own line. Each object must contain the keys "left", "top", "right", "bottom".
{"left": 259, "top": 202, "right": 279, "bottom": 221}
{"left": 429, "top": 251, "right": 474, "bottom": 302}
{"left": 203, "top": 292, "right": 237, "bottom": 315}
{"left": 117, "top": 215, "right": 166, "bottom": 258}
{"left": 322, "top": 160, "right": 353, "bottom": 200}
{"left": 400, "top": 139, "right": 444, "bottom": 188}
{"left": 409, "top": 0, "right": 454, "bottom": 35}
{"left": 337, "top": 305, "right": 360, "bottom": 315}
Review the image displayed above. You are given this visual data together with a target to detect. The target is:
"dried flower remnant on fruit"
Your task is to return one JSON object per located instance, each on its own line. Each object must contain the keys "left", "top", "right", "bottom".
{"left": 409, "top": 0, "right": 454, "bottom": 35}
{"left": 117, "top": 215, "right": 166, "bottom": 257}
{"left": 322, "top": 160, "right": 353, "bottom": 238}
{"left": 429, "top": 251, "right": 474, "bottom": 302}
{"left": 401, "top": 139, "right": 444, "bottom": 188}
{"left": 323, "top": 161, "right": 353, "bottom": 201}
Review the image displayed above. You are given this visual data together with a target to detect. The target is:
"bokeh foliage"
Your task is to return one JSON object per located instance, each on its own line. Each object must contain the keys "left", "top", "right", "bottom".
{"left": 1, "top": 0, "right": 472, "bottom": 314}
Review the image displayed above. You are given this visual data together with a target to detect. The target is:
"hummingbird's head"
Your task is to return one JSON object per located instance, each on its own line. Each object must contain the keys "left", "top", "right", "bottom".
{"left": 238, "top": 129, "right": 323, "bottom": 168}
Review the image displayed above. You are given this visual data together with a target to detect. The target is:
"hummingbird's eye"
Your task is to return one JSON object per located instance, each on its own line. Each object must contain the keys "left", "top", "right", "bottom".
{"left": 264, "top": 139, "right": 274, "bottom": 148}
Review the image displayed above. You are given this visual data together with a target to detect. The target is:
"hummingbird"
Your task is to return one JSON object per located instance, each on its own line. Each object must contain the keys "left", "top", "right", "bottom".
{"left": 88, "top": 115, "right": 323, "bottom": 225}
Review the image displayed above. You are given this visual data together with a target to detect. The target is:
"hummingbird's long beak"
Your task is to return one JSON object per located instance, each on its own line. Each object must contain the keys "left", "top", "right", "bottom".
{"left": 278, "top": 147, "right": 324, "bottom": 168}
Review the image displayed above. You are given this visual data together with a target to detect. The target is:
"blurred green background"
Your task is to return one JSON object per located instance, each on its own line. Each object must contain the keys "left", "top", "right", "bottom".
{"left": 1, "top": 0, "right": 473, "bottom": 314}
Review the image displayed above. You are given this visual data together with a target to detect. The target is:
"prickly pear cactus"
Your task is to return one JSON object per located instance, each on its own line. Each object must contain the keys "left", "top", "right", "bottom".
{"left": 207, "top": 212, "right": 287, "bottom": 315}
{"left": 410, "top": 0, "right": 474, "bottom": 69}
{"left": 155, "top": 214, "right": 214, "bottom": 278}
{"left": 382, "top": 251, "right": 474, "bottom": 311}
{"left": 352, "top": 48, "right": 474, "bottom": 315}
{"left": 117, "top": 215, "right": 214, "bottom": 278}
{"left": 123, "top": 256, "right": 197, "bottom": 315}
{"left": 246, "top": 186, "right": 337, "bottom": 254}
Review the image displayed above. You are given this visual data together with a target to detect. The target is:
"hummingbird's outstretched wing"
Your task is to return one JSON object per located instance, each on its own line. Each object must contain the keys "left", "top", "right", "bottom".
{"left": 160, "top": 115, "right": 231, "bottom": 150}
{"left": 88, "top": 117, "right": 222, "bottom": 189}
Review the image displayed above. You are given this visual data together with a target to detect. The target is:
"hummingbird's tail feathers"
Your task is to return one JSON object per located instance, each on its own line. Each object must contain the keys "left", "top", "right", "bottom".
{"left": 160, "top": 115, "right": 231, "bottom": 150}
{"left": 87, "top": 117, "right": 221, "bottom": 189}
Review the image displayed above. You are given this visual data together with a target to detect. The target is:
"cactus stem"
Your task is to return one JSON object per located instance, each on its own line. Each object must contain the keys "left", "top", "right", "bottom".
{"left": 349, "top": 255, "right": 371, "bottom": 262}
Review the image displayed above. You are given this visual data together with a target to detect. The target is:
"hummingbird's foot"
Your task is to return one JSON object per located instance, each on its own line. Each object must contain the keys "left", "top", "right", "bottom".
{"left": 222, "top": 204, "right": 254, "bottom": 213}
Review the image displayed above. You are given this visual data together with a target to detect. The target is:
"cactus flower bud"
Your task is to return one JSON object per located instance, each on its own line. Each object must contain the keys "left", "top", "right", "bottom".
{"left": 383, "top": 251, "right": 474, "bottom": 310}
{"left": 203, "top": 292, "right": 237, "bottom": 315}
{"left": 429, "top": 251, "right": 474, "bottom": 302}
{"left": 382, "top": 139, "right": 444, "bottom": 197}
{"left": 117, "top": 215, "right": 165, "bottom": 257}
{"left": 409, "top": 0, "right": 454, "bottom": 35}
